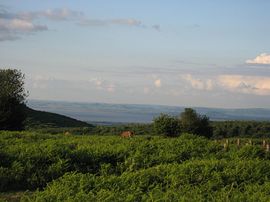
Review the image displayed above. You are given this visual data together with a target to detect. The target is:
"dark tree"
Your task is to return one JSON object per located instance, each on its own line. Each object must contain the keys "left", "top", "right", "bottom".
{"left": 0, "top": 69, "right": 28, "bottom": 130}
{"left": 153, "top": 114, "right": 181, "bottom": 137}
{"left": 180, "top": 108, "right": 213, "bottom": 138}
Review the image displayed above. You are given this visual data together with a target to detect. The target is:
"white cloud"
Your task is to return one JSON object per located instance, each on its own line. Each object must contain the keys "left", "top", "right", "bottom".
{"left": 1, "top": 18, "right": 47, "bottom": 32}
{"left": 0, "top": 8, "right": 49, "bottom": 41}
{"left": 0, "top": 6, "right": 160, "bottom": 42}
{"left": 154, "top": 79, "right": 162, "bottom": 88}
{"left": 205, "top": 79, "right": 214, "bottom": 90}
{"left": 78, "top": 18, "right": 143, "bottom": 27}
{"left": 143, "top": 87, "right": 150, "bottom": 94}
{"left": 106, "top": 84, "right": 115, "bottom": 93}
{"left": 95, "top": 79, "right": 102, "bottom": 87}
{"left": 41, "top": 8, "right": 83, "bottom": 21}
{"left": 181, "top": 74, "right": 213, "bottom": 90}
{"left": 218, "top": 75, "right": 270, "bottom": 95}
{"left": 89, "top": 78, "right": 115, "bottom": 93}
{"left": 111, "top": 18, "right": 142, "bottom": 26}
{"left": 246, "top": 53, "right": 270, "bottom": 65}
{"left": 181, "top": 73, "right": 270, "bottom": 95}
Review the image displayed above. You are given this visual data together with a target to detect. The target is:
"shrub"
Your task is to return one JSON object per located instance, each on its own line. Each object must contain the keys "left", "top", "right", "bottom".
{"left": 153, "top": 114, "right": 181, "bottom": 137}
{"left": 180, "top": 108, "right": 213, "bottom": 138}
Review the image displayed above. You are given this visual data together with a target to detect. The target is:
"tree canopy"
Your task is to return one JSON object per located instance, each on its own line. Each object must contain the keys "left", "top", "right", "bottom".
{"left": 153, "top": 108, "right": 213, "bottom": 138}
{"left": 180, "top": 108, "right": 213, "bottom": 138}
{"left": 153, "top": 114, "right": 181, "bottom": 137}
{"left": 0, "top": 69, "right": 27, "bottom": 130}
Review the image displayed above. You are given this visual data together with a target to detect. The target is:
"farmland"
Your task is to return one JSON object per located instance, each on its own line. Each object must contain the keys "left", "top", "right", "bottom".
{"left": 1, "top": 131, "right": 270, "bottom": 201}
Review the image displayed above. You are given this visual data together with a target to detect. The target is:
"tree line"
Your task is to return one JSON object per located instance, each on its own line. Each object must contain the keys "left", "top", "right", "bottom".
{"left": 153, "top": 108, "right": 213, "bottom": 138}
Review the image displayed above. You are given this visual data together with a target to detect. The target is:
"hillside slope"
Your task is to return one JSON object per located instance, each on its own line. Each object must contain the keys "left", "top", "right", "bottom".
{"left": 24, "top": 107, "right": 91, "bottom": 129}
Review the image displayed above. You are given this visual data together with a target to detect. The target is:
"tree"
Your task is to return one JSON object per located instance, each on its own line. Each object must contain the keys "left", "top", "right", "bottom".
{"left": 153, "top": 114, "right": 181, "bottom": 137}
{"left": 180, "top": 108, "right": 213, "bottom": 138}
{"left": 0, "top": 69, "right": 28, "bottom": 130}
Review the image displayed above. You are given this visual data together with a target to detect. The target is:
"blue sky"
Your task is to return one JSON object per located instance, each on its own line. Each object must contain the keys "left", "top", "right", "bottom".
{"left": 1, "top": 0, "right": 270, "bottom": 108}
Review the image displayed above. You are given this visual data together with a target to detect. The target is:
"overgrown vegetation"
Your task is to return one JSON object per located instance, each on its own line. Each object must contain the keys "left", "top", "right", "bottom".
{"left": 1, "top": 131, "right": 270, "bottom": 201}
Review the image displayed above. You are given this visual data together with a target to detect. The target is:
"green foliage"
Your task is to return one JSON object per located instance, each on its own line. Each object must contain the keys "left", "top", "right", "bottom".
{"left": 1, "top": 131, "right": 270, "bottom": 201}
{"left": 212, "top": 121, "right": 270, "bottom": 138}
{"left": 153, "top": 114, "right": 181, "bottom": 137}
{"left": 24, "top": 107, "right": 92, "bottom": 129}
{"left": 24, "top": 159, "right": 270, "bottom": 202}
{"left": 180, "top": 108, "right": 213, "bottom": 138}
{"left": 0, "top": 69, "right": 27, "bottom": 130}
{"left": 91, "top": 123, "right": 155, "bottom": 136}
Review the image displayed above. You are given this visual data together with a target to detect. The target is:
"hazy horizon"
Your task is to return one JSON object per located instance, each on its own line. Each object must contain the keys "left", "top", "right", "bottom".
{"left": 1, "top": 1, "right": 270, "bottom": 108}
{"left": 27, "top": 99, "right": 270, "bottom": 123}
{"left": 27, "top": 98, "right": 270, "bottom": 110}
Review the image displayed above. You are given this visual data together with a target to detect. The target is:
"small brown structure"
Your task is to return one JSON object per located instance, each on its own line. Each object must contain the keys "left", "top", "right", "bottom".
{"left": 120, "top": 131, "right": 134, "bottom": 138}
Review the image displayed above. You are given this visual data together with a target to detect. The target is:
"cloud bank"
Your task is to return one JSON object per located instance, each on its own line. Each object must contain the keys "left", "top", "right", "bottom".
{"left": 218, "top": 75, "right": 270, "bottom": 95}
{"left": 246, "top": 53, "right": 270, "bottom": 65}
{"left": 0, "top": 6, "right": 160, "bottom": 42}
{"left": 181, "top": 73, "right": 270, "bottom": 96}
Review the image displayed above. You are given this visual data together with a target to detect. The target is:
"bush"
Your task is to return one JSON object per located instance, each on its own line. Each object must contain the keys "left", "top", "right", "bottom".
{"left": 153, "top": 114, "right": 181, "bottom": 137}
{"left": 180, "top": 108, "right": 213, "bottom": 138}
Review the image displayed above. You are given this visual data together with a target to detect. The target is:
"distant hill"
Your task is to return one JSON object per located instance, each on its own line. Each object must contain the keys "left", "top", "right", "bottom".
{"left": 24, "top": 107, "right": 92, "bottom": 129}
{"left": 27, "top": 100, "right": 270, "bottom": 124}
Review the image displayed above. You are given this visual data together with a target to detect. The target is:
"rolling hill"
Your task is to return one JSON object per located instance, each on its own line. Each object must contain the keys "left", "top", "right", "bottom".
{"left": 24, "top": 106, "right": 92, "bottom": 129}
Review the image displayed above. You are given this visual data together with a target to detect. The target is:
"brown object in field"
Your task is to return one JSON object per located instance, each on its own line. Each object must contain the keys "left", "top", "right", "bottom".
{"left": 64, "top": 131, "right": 71, "bottom": 136}
{"left": 237, "top": 139, "right": 240, "bottom": 147}
{"left": 249, "top": 139, "right": 252, "bottom": 145}
{"left": 263, "top": 140, "right": 266, "bottom": 148}
{"left": 226, "top": 139, "right": 229, "bottom": 145}
{"left": 266, "top": 144, "right": 270, "bottom": 152}
{"left": 120, "top": 131, "right": 134, "bottom": 138}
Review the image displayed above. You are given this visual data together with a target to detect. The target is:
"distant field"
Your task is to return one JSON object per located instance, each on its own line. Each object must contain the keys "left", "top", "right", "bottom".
{"left": 1, "top": 131, "right": 270, "bottom": 201}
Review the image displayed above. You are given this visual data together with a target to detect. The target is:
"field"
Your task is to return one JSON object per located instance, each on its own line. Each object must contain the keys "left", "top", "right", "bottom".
{"left": 1, "top": 131, "right": 270, "bottom": 201}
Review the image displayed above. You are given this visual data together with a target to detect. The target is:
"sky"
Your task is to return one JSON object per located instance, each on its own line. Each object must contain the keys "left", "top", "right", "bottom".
{"left": 1, "top": 0, "right": 270, "bottom": 108}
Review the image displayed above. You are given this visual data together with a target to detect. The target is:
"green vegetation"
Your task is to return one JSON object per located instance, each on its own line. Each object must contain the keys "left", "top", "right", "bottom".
{"left": 58, "top": 120, "right": 270, "bottom": 138}
{"left": 152, "top": 108, "right": 212, "bottom": 138}
{"left": 180, "top": 108, "right": 213, "bottom": 138}
{"left": 153, "top": 114, "right": 180, "bottom": 137}
{"left": 212, "top": 121, "right": 270, "bottom": 138}
{"left": 24, "top": 107, "right": 91, "bottom": 129}
{"left": 1, "top": 131, "right": 270, "bottom": 201}
{"left": 0, "top": 69, "right": 27, "bottom": 130}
